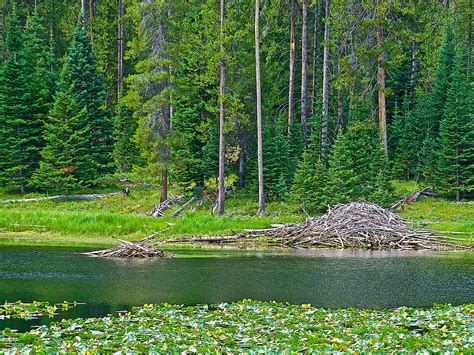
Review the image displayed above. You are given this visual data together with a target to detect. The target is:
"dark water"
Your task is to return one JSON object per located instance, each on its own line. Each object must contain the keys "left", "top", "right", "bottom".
{"left": 1, "top": 245, "right": 473, "bottom": 331}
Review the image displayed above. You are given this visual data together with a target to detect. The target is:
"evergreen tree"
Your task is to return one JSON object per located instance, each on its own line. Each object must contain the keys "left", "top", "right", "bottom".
{"left": 292, "top": 149, "right": 329, "bottom": 212}
{"left": 327, "top": 133, "right": 357, "bottom": 205}
{"left": 392, "top": 93, "right": 419, "bottom": 180}
{"left": 436, "top": 43, "right": 472, "bottom": 200}
{"left": 30, "top": 84, "right": 94, "bottom": 191}
{"left": 0, "top": 7, "right": 44, "bottom": 193}
{"left": 64, "top": 26, "right": 114, "bottom": 176}
{"left": 428, "top": 24, "right": 456, "bottom": 135}
{"left": 113, "top": 99, "right": 142, "bottom": 173}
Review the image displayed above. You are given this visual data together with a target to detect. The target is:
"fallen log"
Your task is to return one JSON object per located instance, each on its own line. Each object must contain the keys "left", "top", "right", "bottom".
{"left": 172, "top": 197, "right": 196, "bottom": 218}
{"left": 149, "top": 196, "right": 184, "bottom": 218}
{"left": 0, "top": 188, "right": 130, "bottom": 204}
{"left": 390, "top": 186, "right": 436, "bottom": 211}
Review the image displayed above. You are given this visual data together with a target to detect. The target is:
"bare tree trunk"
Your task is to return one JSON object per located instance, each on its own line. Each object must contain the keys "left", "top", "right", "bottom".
{"left": 1, "top": 10, "right": 5, "bottom": 64}
{"left": 117, "top": 0, "right": 125, "bottom": 100}
{"left": 409, "top": 40, "right": 418, "bottom": 104}
{"left": 376, "top": 23, "right": 387, "bottom": 156}
{"left": 335, "top": 42, "right": 344, "bottom": 136}
{"left": 321, "top": 0, "right": 330, "bottom": 162}
{"left": 300, "top": 0, "right": 309, "bottom": 144}
{"left": 310, "top": 0, "right": 319, "bottom": 119}
{"left": 81, "top": 0, "right": 86, "bottom": 29}
{"left": 89, "top": 0, "right": 94, "bottom": 43}
{"left": 288, "top": 0, "right": 296, "bottom": 137}
{"left": 160, "top": 168, "right": 168, "bottom": 203}
{"left": 218, "top": 0, "right": 226, "bottom": 216}
{"left": 255, "top": 0, "right": 265, "bottom": 216}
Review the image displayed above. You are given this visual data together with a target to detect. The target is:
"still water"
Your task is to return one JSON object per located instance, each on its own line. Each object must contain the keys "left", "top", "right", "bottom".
{"left": 0, "top": 245, "right": 473, "bottom": 329}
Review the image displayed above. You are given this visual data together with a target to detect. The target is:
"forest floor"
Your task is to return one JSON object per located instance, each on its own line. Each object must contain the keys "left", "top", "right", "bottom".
{"left": 0, "top": 180, "right": 472, "bottom": 247}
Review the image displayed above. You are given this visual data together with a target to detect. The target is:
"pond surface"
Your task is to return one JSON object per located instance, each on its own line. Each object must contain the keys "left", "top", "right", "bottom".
{"left": 0, "top": 245, "right": 473, "bottom": 330}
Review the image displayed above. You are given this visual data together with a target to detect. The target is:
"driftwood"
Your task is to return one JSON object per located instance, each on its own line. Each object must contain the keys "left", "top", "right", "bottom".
{"left": 83, "top": 233, "right": 171, "bottom": 258}
{"left": 149, "top": 196, "right": 184, "bottom": 218}
{"left": 0, "top": 188, "right": 130, "bottom": 204}
{"left": 169, "top": 202, "right": 465, "bottom": 251}
{"left": 172, "top": 197, "right": 196, "bottom": 218}
{"left": 390, "top": 186, "right": 436, "bottom": 211}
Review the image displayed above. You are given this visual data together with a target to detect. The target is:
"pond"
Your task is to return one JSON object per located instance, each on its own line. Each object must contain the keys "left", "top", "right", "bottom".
{"left": 0, "top": 245, "right": 473, "bottom": 331}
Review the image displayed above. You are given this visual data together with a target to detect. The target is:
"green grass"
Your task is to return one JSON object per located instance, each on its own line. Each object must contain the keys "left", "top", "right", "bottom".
{"left": 0, "top": 186, "right": 303, "bottom": 246}
{"left": 1, "top": 301, "right": 472, "bottom": 352}
{"left": 399, "top": 198, "right": 474, "bottom": 241}
{"left": 0, "top": 183, "right": 472, "bottom": 247}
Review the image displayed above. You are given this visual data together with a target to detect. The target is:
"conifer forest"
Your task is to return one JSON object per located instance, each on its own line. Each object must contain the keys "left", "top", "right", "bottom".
{"left": 0, "top": 0, "right": 472, "bottom": 213}
{"left": 0, "top": 2, "right": 473, "bottom": 352}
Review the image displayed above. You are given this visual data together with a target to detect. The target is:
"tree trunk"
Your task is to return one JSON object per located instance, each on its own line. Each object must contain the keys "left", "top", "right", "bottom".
{"left": 335, "top": 42, "right": 344, "bottom": 136}
{"left": 89, "top": 0, "right": 94, "bottom": 43}
{"left": 117, "top": 0, "right": 125, "bottom": 100}
{"left": 409, "top": 40, "right": 418, "bottom": 104}
{"left": 376, "top": 23, "right": 387, "bottom": 156}
{"left": 218, "top": 0, "right": 226, "bottom": 216}
{"left": 160, "top": 168, "right": 168, "bottom": 203}
{"left": 288, "top": 0, "right": 296, "bottom": 137}
{"left": 300, "top": 0, "right": 308, "bottom": 144}
{"left": 81, "top": 0, "right": 86, "bottom": 29}
{"left": 310, "top": 0, "right": 319, "bottom": 119}
{"left": 321, "top": 0, "right": 330, "bottom": 162}
{"left": 255, "top": 0, "right": 265, "bottom": 216}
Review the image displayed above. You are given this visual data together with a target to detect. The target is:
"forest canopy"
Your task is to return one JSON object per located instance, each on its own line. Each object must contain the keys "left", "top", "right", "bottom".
{"left": 0, "top": 0, "right": 472, "bottom": 213}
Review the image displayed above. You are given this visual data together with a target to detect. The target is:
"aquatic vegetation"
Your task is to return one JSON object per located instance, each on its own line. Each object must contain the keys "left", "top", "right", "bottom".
{"left": 1, "top": 301, "right": 472, "bottom": 352}
{"left": 0, "top": 301, "right": 76, "bottom": 321}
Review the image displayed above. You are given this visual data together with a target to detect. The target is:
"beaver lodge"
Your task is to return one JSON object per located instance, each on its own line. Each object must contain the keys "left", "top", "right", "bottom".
{"left": 172, "top": 202, "right": 464, "bottom": 251}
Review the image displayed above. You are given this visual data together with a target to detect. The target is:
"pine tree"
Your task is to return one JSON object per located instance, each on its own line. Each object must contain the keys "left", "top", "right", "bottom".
{"left": 428, "top": 24, "right": 455, "bottom": 135}
{"left": 327, "top": 133, "right": 357, "bottom": 205}
{"left": 436, "top": 43, "right": 472, "bottom": 200}
{"left": 292, "top": 149, "right": 329, "bottom": 212}
{"left": 30, "top": 84, "right": 94, "bottom": 191}
{"left": 0, "top": 7, "right": 45, "bottom": 193}
{"left": 64, "top": 25, "right": 114, "bottom": 176}
{"left": 113, "top": 100, "right": 141, "bottom": 173}
{"left": 369, "top": 143, "right": 394, "bottom": 206}
{"left": 392, "top": 93, "right": 419, "bottom": 180}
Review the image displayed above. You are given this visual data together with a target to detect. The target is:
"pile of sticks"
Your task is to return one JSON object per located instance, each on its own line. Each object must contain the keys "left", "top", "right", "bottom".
{"left": 173, "top": 202, "right": 461, "bottom": 250}
{"left": 83, "top": 234, "right": 172, "bottom": 258}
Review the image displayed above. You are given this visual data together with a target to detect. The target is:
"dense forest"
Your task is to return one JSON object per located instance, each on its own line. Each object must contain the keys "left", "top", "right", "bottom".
{"left": 0, "top": 0, "right": 472, "bottom": 215}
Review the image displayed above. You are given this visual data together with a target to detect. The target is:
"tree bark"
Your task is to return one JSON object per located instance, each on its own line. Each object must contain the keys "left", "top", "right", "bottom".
{"left": 321, "top": 0, "right": 330, "bottom": 162}
{"left": 288, "top": 0, "right": 296, "bottom": 137}
{"left": 310, "top": 0, "right": 319, "bottom": 119}
{"left": 300, "top": 0, "right": 308, "bottom": 144}
{"left": 335, "top": 42, "right": 344, "bottom": 136}
{"left": 376, "top": 23, "right": 387, "bottom": 156}
{"left": 89, "top": 0, "right": 94, "bottom": 43}
{"left": 81, "top": 0, "right": 86, "bottom": 29}
{"left": 409, "top": 40, "right": 418, "bottom": 104}
{"left": 255, "top": 0, "right": 265, "bottom": 216}
{"left": 218, "top": 0, "right": 226, "bottom": 216}
{"left": 117, "top": 0, "right": 125, "bottom": 100}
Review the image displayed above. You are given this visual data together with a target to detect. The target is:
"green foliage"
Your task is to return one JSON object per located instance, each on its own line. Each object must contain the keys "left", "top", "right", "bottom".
{"left": 0, "top": 7, "right": 48, "bottom": 193}
{"left": 1, "top": 301, "right": 472, "bottom": 352}
{"left": 30, "top": 84, "right": 94, "bottom": 191}
{"left": 64, "top": 26, "right": 114, "bottom": 176}
{"left": 435, "top": 43, "right": 473, "bottom": 198}
{"left": 292, "top": 149, "right": 329, "bottom": 212}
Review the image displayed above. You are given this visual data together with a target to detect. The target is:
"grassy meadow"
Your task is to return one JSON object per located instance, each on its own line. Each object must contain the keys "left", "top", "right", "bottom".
{"left": 0, "top": 181, "right": 472, "bottom": 247}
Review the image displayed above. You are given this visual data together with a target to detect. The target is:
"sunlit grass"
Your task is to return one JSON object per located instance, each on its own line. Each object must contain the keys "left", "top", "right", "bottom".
{"left": 0, "top": 183, "right": 472, "bottom": 247}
